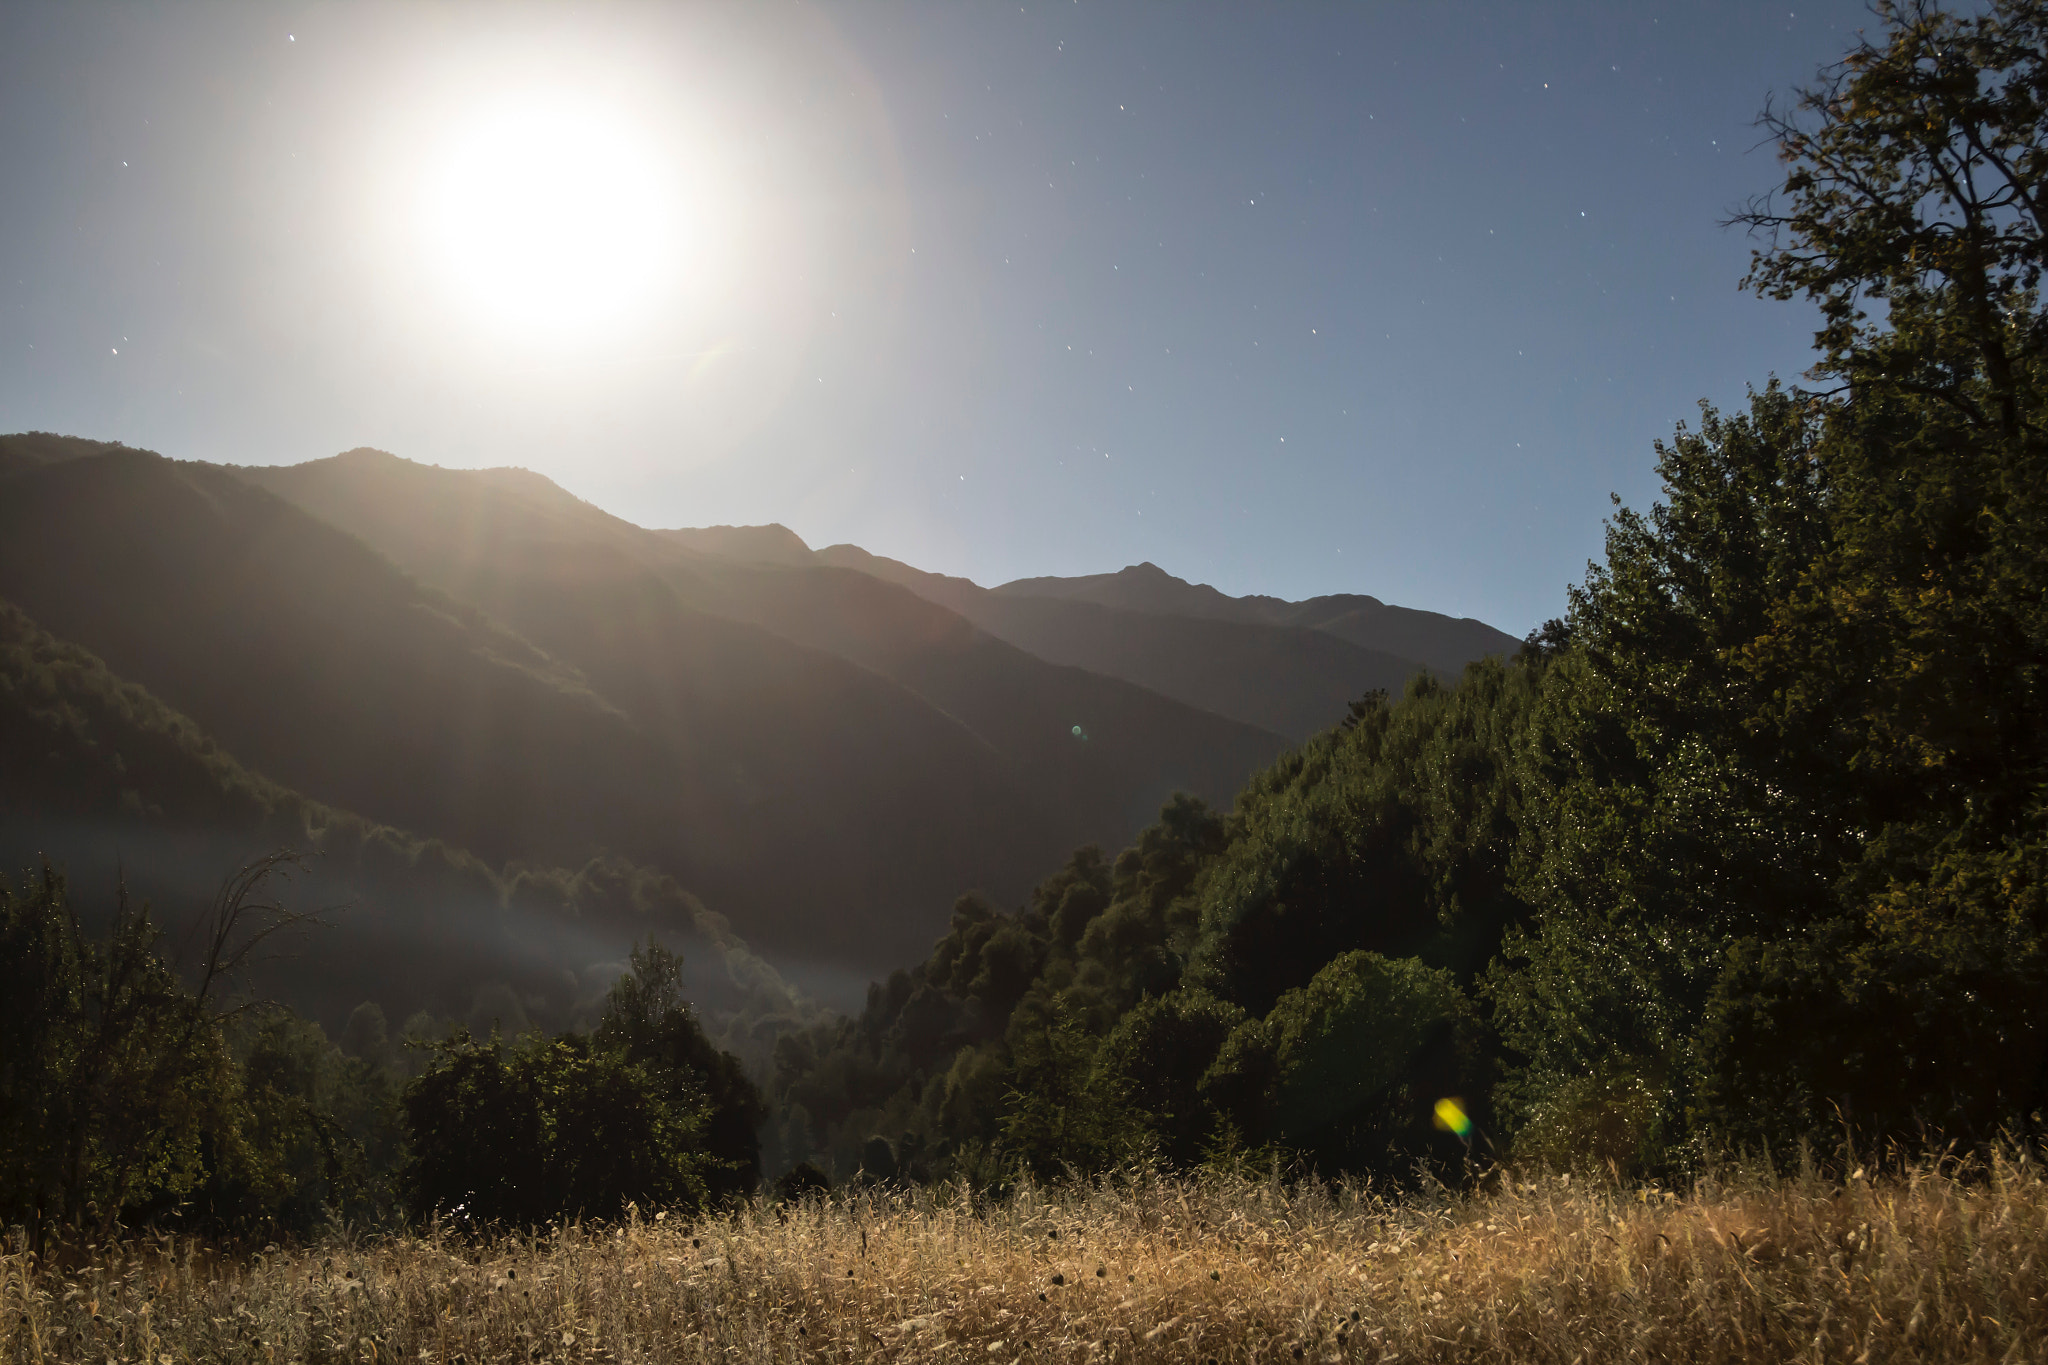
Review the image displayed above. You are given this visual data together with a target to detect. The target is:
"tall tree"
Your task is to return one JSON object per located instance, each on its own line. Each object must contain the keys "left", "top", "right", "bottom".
{"left": 1490, "top": 0, "right": 2048, "bottom": 1161}
{"left": 1735, "top": 0, "right": 2048, "bottom": 445}
{"left": 0, "top": 854, "right": 320, "bottom": 1246}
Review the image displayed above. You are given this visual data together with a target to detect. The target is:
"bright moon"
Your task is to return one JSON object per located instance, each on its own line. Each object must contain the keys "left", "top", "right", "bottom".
{"left": 421, "top": 96, "right": 680, "bottom": 341}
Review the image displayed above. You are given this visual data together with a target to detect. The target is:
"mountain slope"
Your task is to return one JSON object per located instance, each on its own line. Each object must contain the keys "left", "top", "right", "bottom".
{"left": 658, "top": 523, "right": 814, "bottom": 566}
{"left": 1271, "top": 596, "right": 1523, "bottom": 678}
{"left": 686, "top": 557, "right": 1284, "bottom": 821}
{"left": 233, "top": 450, "right": 1285, "bottom": 959}
{"left": 0, "top": 594, "right": 803, "bottom": 1035}
{"left": 0, "top": 448, "right": 663, "bottom": 871}
{"left": 813, "top": 544, "right": 1455, "bottom": 740}
{"left": 0, "top": 431, "right": 130, "bottom": 477}
{"left": 0, "top": 448, "right": 1073, "bottom": 976}
{"left": 938, "top": 593, "right": 1429, "bottom": 742}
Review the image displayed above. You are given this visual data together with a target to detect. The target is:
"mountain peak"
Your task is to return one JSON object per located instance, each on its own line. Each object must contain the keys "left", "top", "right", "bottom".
{"left": 660, "top": 523, "right": 814, "bottom": 567}
{"left": 995, "top": 561, "right": 1258, "bottom": 623}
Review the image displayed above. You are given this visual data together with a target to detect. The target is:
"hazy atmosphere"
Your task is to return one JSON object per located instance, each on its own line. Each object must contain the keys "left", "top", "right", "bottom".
{"left": 8, "top": 3, "right": 2048, "bottom": 1357}
{"left": 2, "top": 1, "right": 1871, "bottom": 632}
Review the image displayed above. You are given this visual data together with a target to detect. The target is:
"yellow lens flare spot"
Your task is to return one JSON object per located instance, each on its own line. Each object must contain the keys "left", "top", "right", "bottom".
{"left": 1433, "top": 1097, "right": 1472, "bottom": 1138}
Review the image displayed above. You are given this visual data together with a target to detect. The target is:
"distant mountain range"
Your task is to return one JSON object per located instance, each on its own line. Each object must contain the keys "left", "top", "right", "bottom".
{"left": 637, "top": 517, "right": 1522, "bottom": 740}
{"left": 649, "top": 517, "right": 1519, "bottom": 740}
{"left": 808, "top": 545, "right": 1518, "bottom": 741}
{"left": 0, "top": 432, "right": 1520, "bottom": 1020}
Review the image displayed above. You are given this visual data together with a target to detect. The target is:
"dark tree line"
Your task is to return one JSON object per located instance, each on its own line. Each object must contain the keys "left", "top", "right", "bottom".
{"left": 401, "top": 941, "right": 763, "bottom": 1226}
{"left": 0, "top": 861, "right": 763, "bottom": 1246}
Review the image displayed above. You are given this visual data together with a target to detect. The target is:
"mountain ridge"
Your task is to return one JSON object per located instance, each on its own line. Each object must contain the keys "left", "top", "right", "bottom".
{"left": 0, "top": 432, "right": 1513, "bottom": 1009}
{"left": 989, "top": 559, "right": 1522, "bottom": 677}
{"left": 228, "top": 448, "right": 1287, "bottom": 972}
{"left": 809, "top": 544, "right": 1521, "bottom": 738}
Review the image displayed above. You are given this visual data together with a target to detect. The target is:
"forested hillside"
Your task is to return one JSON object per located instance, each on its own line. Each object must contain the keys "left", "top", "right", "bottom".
{"left": 767, "top": 665, "right": 1528, "bottom": 1180}
{"left": 237, "top": 451, "right": 1289, "bottom": 971}
{"left": 0, "top": 594, "right": 805, "bottom": 1039}
{"left": 0, "top": 446, "right": 1287, "bottom": 986}
{"left": 770, "top": 0, "right": 2048, "bottom": 1181}
{"left": 776, "top": 377, "right": 2047, "bottom": 1182}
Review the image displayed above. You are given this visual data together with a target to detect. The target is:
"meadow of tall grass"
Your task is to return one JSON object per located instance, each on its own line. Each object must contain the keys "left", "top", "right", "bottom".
{"left": 7, "top": 1153, "right": 2047, "bottom": 1364}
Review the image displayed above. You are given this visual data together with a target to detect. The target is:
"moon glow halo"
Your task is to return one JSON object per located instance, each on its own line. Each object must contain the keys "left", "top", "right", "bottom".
{"left": 420, "top": 96, "right": 682, "bottom": 344}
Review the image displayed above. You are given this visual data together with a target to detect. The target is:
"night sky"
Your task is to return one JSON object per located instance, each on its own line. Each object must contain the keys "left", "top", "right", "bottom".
{"left": 0, "top": 2, "right": 1876, "bottom": 635}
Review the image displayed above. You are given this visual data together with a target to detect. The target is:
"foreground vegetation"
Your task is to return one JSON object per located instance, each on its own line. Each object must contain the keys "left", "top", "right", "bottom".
{"left": 0, "top": 863, "right": 764, "bottom": 1249}
{"left": 8, "top": 1156, "right": 2048, "bottom": 1364}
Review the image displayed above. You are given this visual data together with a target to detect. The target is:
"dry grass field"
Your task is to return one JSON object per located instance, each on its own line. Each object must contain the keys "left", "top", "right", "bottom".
{"left": 7, "top": 1154, "right": 2048, "bottom": 1364}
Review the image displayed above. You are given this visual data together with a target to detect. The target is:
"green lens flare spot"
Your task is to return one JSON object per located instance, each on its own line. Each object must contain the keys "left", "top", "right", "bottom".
{"left": 1433, "top": 1098, "right": 1473, "bottom": 1138}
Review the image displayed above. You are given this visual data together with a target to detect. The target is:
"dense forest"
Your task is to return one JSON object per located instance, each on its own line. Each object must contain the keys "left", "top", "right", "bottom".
{"left": 4, "top": 0, "right": 2047, "bottom": 1246}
